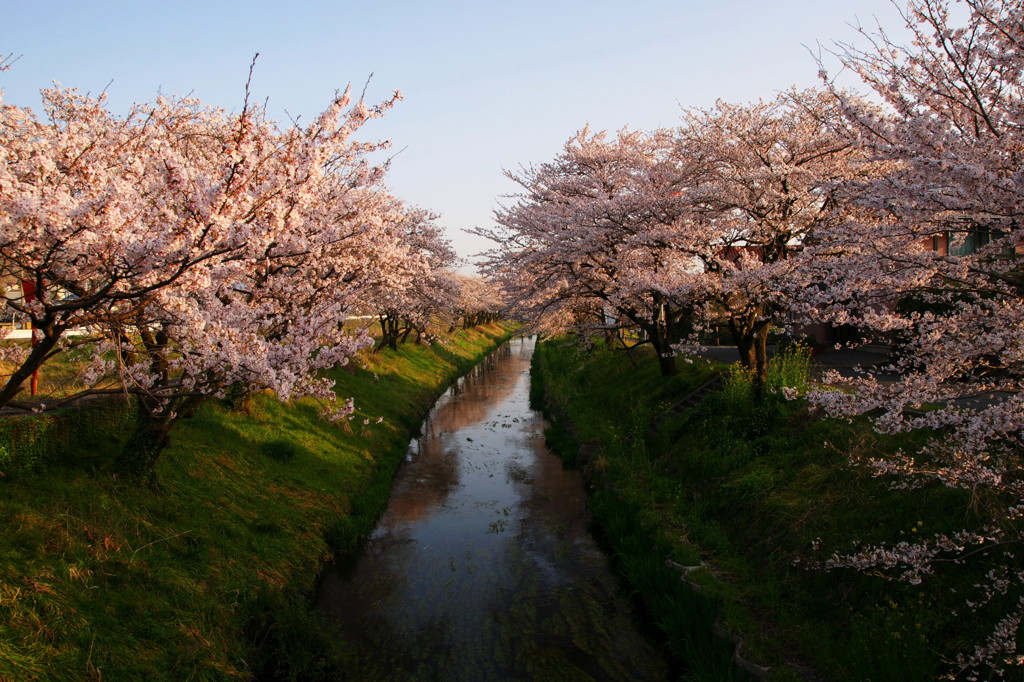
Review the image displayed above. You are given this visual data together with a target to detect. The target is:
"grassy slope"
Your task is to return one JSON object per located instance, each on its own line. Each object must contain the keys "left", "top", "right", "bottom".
{"left": 532, "top": 339, "right": 999, "bottom": 682}
{"left": 0, "top": 322, "right": 515, "bottom": 681}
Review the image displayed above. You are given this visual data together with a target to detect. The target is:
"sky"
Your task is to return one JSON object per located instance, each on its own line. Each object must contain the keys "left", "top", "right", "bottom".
{"left": 1, "top": 0, "right": 908, "bottom": 268}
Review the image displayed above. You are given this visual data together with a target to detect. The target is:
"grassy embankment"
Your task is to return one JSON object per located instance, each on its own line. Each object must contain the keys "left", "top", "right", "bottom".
{"left": 0, "top": 321, "right": 516, "bottom": 681}
{"left": 532, "top": 338, "right": 1002, "bottom": 682}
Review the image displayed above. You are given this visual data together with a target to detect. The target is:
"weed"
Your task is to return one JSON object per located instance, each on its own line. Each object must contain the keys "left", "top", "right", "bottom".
{"left": 260, "top": 438, "right": 300, "bottom": 463}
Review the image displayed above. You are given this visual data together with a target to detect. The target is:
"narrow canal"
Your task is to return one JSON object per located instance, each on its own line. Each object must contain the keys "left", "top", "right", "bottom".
{"left": 316, "top": 336, "right": 670, "bottom": 680}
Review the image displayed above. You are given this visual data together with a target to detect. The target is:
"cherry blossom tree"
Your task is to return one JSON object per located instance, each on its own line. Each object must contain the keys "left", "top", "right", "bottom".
{"left": 361, "top": 202, "right": 459, "bottom": 352}
{"left": 805, "top": 1, "right": 1024, "bottom": 675}
{"left": 0, "top": 86, "right": 240, "bottom": 411}
{"left": 476, "top": 127, "right": 701, "bottom": 376}
{"left": 452, "top": 273, "right": 504, "bottom": 329}
{"left": 669, "top": 89, "right": 860, "bottom": 395}
{"left": 0, "top": 68, "right": 422, "bottom": 476}
{"left": 477, "top": 97, "right": 857, "bottom": 383}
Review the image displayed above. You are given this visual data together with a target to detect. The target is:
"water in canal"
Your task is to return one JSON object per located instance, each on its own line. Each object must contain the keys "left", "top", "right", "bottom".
{"left": 316, "top": 336, "right": 670, "bottom": 680}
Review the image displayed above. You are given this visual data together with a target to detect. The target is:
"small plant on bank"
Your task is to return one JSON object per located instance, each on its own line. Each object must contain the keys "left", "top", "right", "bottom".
{"left": 721, "top": 363, "right": 757, "bottom": 405}
{"left": 766, "top": 341, "right": 812, "bottom": 396}
{"left": 259, "top": 439, "right": 300, "bottom": 463}
{"left": 719, "top": 342, "right": 813, "bottom": 406}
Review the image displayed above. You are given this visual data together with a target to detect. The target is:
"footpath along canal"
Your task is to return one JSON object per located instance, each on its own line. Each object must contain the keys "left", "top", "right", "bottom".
{"left": 316, "top": 336, "right": 672, "bottom": 680}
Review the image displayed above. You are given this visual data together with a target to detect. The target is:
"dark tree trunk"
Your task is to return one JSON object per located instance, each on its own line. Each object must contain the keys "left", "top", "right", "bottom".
{"left": 115, "top": 395, "right": 205, "bottom": 483}
{"left": 656, "top": 350, "right": 677, "bottom": 377}
{"left": 399, "top": 320, "right": 414, "bottom": 344}
{"left": 753, "top": 324, "right": 770, "bottom": 400}
{"left": 375, "top": 315, "right": 402, "bottom": 353}
{"left": 644, "top": 321, "right": 677, "bottom": 377}
{"left": 730, "top": 317, "right": 771, "bottom": 401}
{"left": 733, "top": 320, "right": 756, "bottom": 371}
{"left": 116, "top": 409, "right": 173, "bottom": 484}
{"left": 0, "top": 316, "right": 62, "bottom": 409}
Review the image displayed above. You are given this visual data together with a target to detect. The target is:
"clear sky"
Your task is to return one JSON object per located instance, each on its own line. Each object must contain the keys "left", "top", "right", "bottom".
{"left": 1, "top": 0, "right": 906, "bottom": 267}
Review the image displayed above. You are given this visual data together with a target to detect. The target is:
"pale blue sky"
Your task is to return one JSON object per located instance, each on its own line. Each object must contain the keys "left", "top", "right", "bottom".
{"left": 2, "top": 1, "right": 905, "bottom": 264}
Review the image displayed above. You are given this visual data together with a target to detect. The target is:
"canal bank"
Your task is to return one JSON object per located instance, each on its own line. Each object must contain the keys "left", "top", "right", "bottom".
{"left": 0, "top": 323, "right": 517, "bottom": 681}
{"left": 529, "top": 339, "right": 748, "bottom": 681}
{"left": 529, "top": 337, "right": 991, "bottom": 681}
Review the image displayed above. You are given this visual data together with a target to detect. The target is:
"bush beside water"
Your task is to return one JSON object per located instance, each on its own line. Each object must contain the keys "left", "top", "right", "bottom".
{"left": 0, "top": 397, "right": 139, "bottom": 477}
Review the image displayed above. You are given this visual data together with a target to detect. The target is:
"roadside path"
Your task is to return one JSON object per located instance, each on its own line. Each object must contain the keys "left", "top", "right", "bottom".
{"left": 692, "top": 344, "right": 892, "bottom": 380}
{"left": 691, "top": 344, "right": 1011, "bottom": 410}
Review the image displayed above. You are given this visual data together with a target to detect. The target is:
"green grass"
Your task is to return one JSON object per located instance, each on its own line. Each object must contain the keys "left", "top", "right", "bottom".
{"left": 0, "top": 322, "right": 516, "bottom": 681}
{"left": 531, "top": 339, "right": 739, "bottom": 679}
{"left": 531, "top": 338, "right": 1007, "bottom": 681}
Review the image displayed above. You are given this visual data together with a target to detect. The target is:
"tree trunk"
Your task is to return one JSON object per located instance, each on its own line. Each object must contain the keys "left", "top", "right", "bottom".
{"left": 116, "top": 409, "right": 173, "bottom": 484}
{"left": 735, "top": 333, "right": 756, "bottom": 370}
{"left": 374, "top": 316, "right": 401, "bottom": 353}
{"left": 753, "top": 325, "right": 770, "bottom": 399}
{"left": 0, "top": 318, "right": 61, "bottom": 409}
{"left": 647, "top": 324, "right": 677, "bottom": 377}
{"left": 730, "top": 319, "right": 765, "bottom": 400}
{"left": 657, "top": 350, "right": 677, "bottom": 377}
{"left": 115, "top": 395, "right": 204, "bottom": 482}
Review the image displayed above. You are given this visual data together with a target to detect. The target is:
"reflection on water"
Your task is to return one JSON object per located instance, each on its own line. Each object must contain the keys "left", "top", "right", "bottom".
{"left": 316, "top": 336, "right": 669, "bottom": 680}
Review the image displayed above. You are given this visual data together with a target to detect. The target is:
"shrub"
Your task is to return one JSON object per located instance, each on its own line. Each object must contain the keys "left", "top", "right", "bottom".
{"left": 766, "top": 342, "right": 812, "bottom": 395}
{"left": 720, "top": 342, "right": 813, "bottom": 407}
{"left": 0, "top": 397, "right": 138, "bottom": 478}
{"left": 259, "top": 439, "right": 300, "bottom": 463}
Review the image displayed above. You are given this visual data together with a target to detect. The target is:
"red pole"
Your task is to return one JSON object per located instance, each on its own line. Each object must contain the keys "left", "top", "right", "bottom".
{"left": 21, "top": 278, "right": 38, "bottom": 396}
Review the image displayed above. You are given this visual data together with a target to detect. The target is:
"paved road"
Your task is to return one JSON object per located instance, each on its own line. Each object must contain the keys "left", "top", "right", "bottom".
{"left": 693, "top": 344, "right": 1011, "bottom": 410}
{"left": 692, "top": 344, "right": 892, "bottom": 379}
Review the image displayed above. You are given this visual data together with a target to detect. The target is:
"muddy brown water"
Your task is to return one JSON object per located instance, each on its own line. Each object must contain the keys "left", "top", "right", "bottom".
{"left": 316, "top": 336, "right": 671, "bottom": 680}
